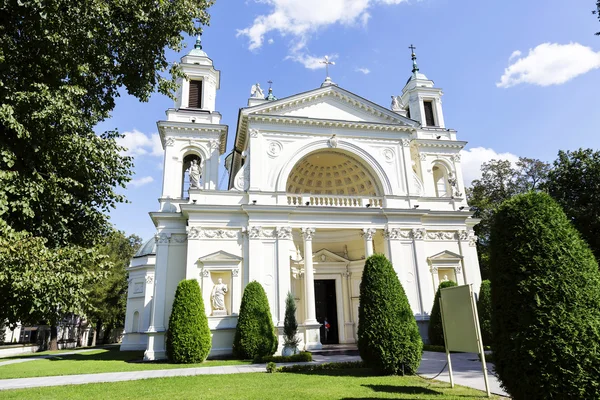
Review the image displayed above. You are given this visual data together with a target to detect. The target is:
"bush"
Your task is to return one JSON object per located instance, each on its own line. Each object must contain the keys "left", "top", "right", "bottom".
{"left": 266, "top": 362, "right": 277, "bottom": 373}
{"left": 233, "top": 281, "right": 278, "bottom": 360}
{"left": 254, "top": 351, "right": 312, "bottom": 364}
{"left": 427, "top": 280, "right": 458, "bottom": 346}
{"left": 279, "top": 361, "right": 364, "bottom": 373}
{"left": 165, "top": 279, "right": 211, "bottom": 363}
{"left": 357, "top": 254, "right": 422, "bottom": 375}
{"left": 490, "top": 192, "right": 600, "bottom": 399}
{"left": 477, "top": 280, "right": 492, "bottom": 346}
{"left": 283, "top": 291, "right": 300, "bottom": 352}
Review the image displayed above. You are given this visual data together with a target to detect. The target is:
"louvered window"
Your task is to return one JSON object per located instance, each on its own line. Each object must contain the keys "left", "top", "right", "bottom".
{"left": 188, "top": 80, "right": 202, "bottom": 108}
{"left": 423, "top": 100, "right": 435, "bottom": 126}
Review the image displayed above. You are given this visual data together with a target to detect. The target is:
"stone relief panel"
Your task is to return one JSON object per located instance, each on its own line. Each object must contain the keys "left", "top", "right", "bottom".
{"left": 187, "top": 227, "right": 242, "bottom": 240}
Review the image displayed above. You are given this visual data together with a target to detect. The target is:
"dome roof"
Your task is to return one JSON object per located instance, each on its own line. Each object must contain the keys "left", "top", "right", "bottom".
{"left": 134, "top": 237, "right": 156, "bottom": 258}
{"left": 286, "top": 151, "right": 379, "bottom": 196}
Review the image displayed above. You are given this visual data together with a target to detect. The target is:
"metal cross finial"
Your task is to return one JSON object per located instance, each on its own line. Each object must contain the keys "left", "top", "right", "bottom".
{"left": 267, "top": 80, "right": 273, "bottom": 89}
{"left": 409, "top": 44, "right": 416, "bottom": 54}
{"left": 320, "top": 55, "right": 335, "bottom": 78}
{"left": 409, "top": 44, "right": 419, "bottom": 73}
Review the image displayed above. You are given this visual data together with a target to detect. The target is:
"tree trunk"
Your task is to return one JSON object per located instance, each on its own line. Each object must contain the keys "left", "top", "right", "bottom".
{"left": 76, "top": 318, "right": 83, "bottom": 347}
{"left": 94, "top": 320, "right": 102, "bottom": 347}
{"left": 49, "top": 325, "right": 58, "bottom": 351}
{"left": 104, "top": 324, "right": 113, "bottom": 344}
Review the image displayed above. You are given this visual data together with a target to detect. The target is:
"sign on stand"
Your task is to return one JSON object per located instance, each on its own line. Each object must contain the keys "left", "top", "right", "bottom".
{"left": 439, "top": 284, "right": 491, "bottom": 398}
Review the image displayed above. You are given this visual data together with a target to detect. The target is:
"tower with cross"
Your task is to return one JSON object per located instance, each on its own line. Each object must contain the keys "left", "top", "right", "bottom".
{"left": 320, "top": 55, "right": 337, "bottom": 87}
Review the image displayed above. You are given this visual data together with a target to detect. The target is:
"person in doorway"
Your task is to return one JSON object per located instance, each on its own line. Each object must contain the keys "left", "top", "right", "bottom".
{"left": 323, "top": 317, "right": 330, "bottom": 342}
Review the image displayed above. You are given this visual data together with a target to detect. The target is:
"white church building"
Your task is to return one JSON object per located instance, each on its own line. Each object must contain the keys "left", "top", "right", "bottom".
{"left": 121, "top": 38, "right": 481, "bottom": 360}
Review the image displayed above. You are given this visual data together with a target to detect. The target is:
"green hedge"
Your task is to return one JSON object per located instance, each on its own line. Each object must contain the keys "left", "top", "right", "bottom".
{"left": 477, "top": 280, "right": 492, "bottom": 346}
{"left": 357, "top": 254, "right": 422, "bottom": 375}
{"left": 165, "top": 279, "right": 211, "bottom": 363}
{"left": 490, "top": 192, "right": 600, "bottom": 399}
{"left": 254, "top": 351, "right": 312, "bottom": 364}
{"left": 427, "top": 280, "right": 457, "bottom": 346}
{"left": 233, "top": 281, "right": 278, "bottom": 360}
{"left": 279, "top": 361, "right": 365, "bottom": 373}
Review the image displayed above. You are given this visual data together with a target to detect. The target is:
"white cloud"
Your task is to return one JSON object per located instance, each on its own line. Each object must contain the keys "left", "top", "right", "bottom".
{"left": 237, "top": 0, "right": 409, "bottom": 68}
{"left": 268, "top": 38, "right": 275, "bottom": 45}
{"left": 286, "top": 53, "right": 337, "bottom": 70}
{"left": 116, "top": 130, "right": 163, "bottom": 158}
{"left": 460, "top": 147, "right": 519, "bottom": 187}
{"left": 356, "top": 67, "right": 371, "bottom": 74}
{"left": 129, "top": 176, "right": 154, "bottom": 188}
{"left": 497, "top": 42, "right": 600, "bottom": 88}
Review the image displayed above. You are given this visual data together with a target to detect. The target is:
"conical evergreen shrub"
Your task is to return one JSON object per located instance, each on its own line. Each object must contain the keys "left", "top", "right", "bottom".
{"left": 165, "top": 279, "right": 211, "bottom": 363}
{"left": 476, "top": 280, "right": 492, "bottom": 346}
{"left": 427, "top": 280, "right": 457, "bottom": 346}
{"left": 358, "top": 254, "right": 422, "bottom": 375}
{"left": 283, "top": 291, "right": 300, "bottom": 351}
{"left": 490, "top": 192, "right": 600, "bottom": 399}
{"left": 233, "top": 281, "right": 278, "bottom": 359}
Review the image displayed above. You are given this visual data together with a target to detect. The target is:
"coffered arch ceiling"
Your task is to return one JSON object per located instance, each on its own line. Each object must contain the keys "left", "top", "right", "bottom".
{"left": 286, "top": 150, "right": 382, "bottom": 196}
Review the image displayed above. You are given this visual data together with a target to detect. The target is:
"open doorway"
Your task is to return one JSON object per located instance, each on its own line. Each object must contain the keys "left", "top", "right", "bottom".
{"left": 314, "top": 279, "right": 339, "bottom": 344}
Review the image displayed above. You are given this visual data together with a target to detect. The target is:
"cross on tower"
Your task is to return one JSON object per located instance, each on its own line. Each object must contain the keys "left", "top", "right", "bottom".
{"left": 267, "top": 80, "right": 273, "bottom": 89}
{"left": 409, "top": 44, "right": 419, "bottom": 73}
{"left": 320, "top": 55, "right": 335, "bottom": 78}
{"left": 409, "top": 44, "right": 417, "bottom": 54}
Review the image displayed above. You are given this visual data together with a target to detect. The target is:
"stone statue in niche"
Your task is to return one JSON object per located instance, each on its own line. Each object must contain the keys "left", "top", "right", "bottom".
{"left": 391, "top": 95, "right": 404, "bottom": 111}
{"left": 189, "top": 159, "right": 201, "bottom": 189}
{"left": 250, "top": 83, "right": 264, "bottom": 98}
{"left": 441, "top": 274, "right": 449, "bottom": 282}
{"left": 211, "top": 278, "right": 228, "bottom": 316}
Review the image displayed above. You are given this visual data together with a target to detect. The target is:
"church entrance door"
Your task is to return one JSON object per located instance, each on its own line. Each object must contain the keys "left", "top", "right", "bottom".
{"left": 314, "top": 279, "right": 339, "bottom": 344}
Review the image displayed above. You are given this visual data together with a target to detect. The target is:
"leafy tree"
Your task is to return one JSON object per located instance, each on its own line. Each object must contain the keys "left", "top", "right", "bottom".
{"left": 0, "top": 221, "right": 108, "bottom": 350}
{"left": 283, "top": 291, "right": 300, "bottom": 353}
{"left": 233, "top": 281, "right": 278, "bottom": 360}
{"left": 427, "top": 280, "right": 458, "bottom": 346}
{"left": 490, "top": 192, "right": 600, "bottom": 399}
{"left": 86, "top": 231, "right": 142, "bottom": 344}
{"left": 546, "top": 149, "right": 600, "bottom": 262}
{"left": 0, "top": 0, "right": 214, "bottom": 343}
{"left": 595, "top": 2, "right": 600, "bottom": 35}
{"left": 358, "top": 254, "right": 422, "bottom": 375}
{"left": 477, "top": 280, "right": 492, "bottom": 346}
{"left": 468, "top": 158, "right": 549, "bottom": 279}
{"left": 166, "top": 279, "right": 211, "bottom": 363}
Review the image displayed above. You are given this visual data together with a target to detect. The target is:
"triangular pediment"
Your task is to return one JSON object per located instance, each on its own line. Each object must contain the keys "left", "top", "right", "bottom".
{"left": 198, "top": 250, "right": 242, "bottom": 263}
{"left": 313, "top": 248, "right": 350, "bottom": 263}
{"left": 243, "top": 85, "right": 417, "bottom": 127}
{"left": 427, "top": 250, "right": 463, "bottom": 262}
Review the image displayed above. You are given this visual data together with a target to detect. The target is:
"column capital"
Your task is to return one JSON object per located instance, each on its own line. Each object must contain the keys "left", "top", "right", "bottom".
{"left": 276, "top": 226, "right": 293, "bottom": 240}
{"left": 301, "top": 227, "right": 316, "bottom": 240}
{"left": 154, "top": 232, "right": 171, "bottom": 244}
{"left": 361, "top": 228, "right": 377, "bottom": 241}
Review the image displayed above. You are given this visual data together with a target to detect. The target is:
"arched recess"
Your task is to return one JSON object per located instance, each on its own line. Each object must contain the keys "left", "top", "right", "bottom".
{"left": 180, "top": 147, "right": 206, "bottom": 197}
{"left": 131, "top": 311, "right": 140, "bottom": 333}
{"left": 431, "top": 160, "right": 452, "bottom": 197}
{"left": 276, "top": 139, "right": 392, "bottom": 196}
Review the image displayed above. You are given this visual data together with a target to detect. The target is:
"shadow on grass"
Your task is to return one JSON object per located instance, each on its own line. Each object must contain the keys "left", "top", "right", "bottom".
{"left": 281, "top": 368, "right": 379, "bottom": 377}
{"left": 46, "top": 349, "right": 145, "bottom": 363}
{"left": 363, "top": 384, "right": 441, "bottom": 395}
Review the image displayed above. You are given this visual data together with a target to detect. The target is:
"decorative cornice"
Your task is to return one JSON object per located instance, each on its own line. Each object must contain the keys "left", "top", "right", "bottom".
{"left": 155, "top": 233, "right": 171, "bottom": 244}
{"left": 276, "top": 226, "right": 293, "bottom": 240}
{"left": 413, "top": 140, "right": 467, "bottom": 150}
{"left": 412, "top": 228, "right": 426, "bottom": 240}
{"left": 425, "top": 231, "right": 458, "bottom": 241}
{"left": 247, "top": 114, "right": 413, "bottom": 133}
{"left": 187, "top": 227, "right": 241, "bottom": 240}
{"left": 247, "top": 226, "right": 278, "bottom": 239}
{"left": 383, "top": 228, "right": 412, "bottom": 240}
{"left": 459, "top": 229, "right": 478, "bottom": 247}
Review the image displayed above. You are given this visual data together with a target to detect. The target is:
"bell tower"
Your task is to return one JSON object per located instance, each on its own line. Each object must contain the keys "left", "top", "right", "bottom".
{"left": 399, "top": 45, "right": 445, "bottom": 128}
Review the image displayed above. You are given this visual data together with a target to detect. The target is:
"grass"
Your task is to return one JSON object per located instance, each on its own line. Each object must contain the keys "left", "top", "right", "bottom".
{"left": 0, "top": 368, "right": 502, "bottom": 399}
{"left": 0, "top": 347, "right": 249, "bottom": 379}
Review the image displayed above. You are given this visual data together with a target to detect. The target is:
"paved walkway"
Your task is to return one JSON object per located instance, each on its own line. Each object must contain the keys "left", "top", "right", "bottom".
{"left": 0, "top": 351, "right": 508, "bottom": 397}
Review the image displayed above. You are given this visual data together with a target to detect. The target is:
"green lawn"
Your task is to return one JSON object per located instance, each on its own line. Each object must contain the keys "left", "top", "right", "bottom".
{"left": 0, "top": 347, "right": 249, "bottom": 379}
{"left": 0, "top": 369, "right": 500, "bottom": 399}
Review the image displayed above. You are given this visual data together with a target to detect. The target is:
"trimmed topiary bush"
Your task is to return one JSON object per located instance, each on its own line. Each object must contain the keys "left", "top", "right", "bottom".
{"left": 233, "top": 281, "right": 278, "bottom": 360}
{"left": 427, "top": 280, "right": 458, "bottom": 346}
{"left": 476, "top": 280, "right": 492, "bottom": 346}
{"left": 490, "top": 192, "right": 600, "bottom": 399}
{"left": 358, "top": 253, "right": 422, "bottom": 375}
{"left": 166, "top": 279, "right": 211, "bottom": 363}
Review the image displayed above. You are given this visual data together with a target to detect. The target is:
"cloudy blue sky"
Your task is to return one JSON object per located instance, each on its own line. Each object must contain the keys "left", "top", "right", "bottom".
{"left": 98, "top": 0, "right": 600, "bottom": 241}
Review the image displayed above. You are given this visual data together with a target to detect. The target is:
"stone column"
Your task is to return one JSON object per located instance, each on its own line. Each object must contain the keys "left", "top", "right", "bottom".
{"left": 276, "top": 227, "right": 293, "bottom": 325}
{"left": 302, "top": 227, "right": 322, "bottom": 350}
{"left": 458, "top": 229, "right": 482, "bottom": 293}
{"left": 302, "top": 228, "right": 317, "bottom": 324}
{"left": 362, "top": 228, "right": 376, "bottom": 258}
{"left": 144, "top": 232, "right": 170, "bottom": 361}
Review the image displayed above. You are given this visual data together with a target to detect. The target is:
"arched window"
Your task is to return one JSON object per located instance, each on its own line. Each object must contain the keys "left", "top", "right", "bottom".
{"left": 182, "top": 154, "right": 202, "bottom": 197}
{"left": 433, "top": 165, "right": 450, "bottom": 197}
{"left": 132, "top": 311, "right": 140, "bottom": 333}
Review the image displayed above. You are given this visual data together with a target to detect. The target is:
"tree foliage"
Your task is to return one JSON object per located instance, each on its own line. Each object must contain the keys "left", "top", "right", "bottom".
{"left": 490, "top": 192, "right": 600, "bottom": 399}
{"left": 595, "top": 1, "right": 600, "bottom": 35}
{"left": 233, "top": 281, "right": 278, "bottom": 360}
{"left": 427, "top": 280, "right": 457, "bottom": 346}
{"left": 283, "top": 291, "right": 300, "bottom": 350}
{"left": 166, "top": 279, "right": 211, "bottom": 363}
{"left": 476, "top": 280, "right": 492, "bottom": 346}
{"left": 86, "top": 231, "right": 142, "bottom": 338}
{"left": 467, "top": 158, "right": 549, "bottom": 279}
{"left": 546, "top": 149, "right": 600, "bottom": 262}
{"left": 0, "top": 0, "right": 213, "bottom": 247}
{"left": 358, "top": 254, "right": 422, "bottom": 375}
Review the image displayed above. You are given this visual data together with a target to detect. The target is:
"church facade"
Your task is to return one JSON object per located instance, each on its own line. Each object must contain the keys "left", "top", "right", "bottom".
{"left": 121, "top": 38, "right": 481, "bottom": 360}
